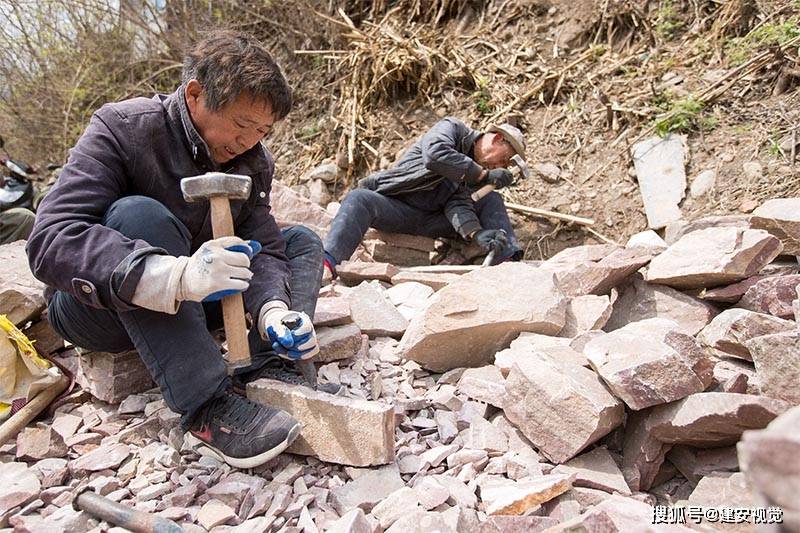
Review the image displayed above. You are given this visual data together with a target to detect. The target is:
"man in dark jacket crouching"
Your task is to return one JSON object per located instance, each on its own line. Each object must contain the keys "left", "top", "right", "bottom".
{"left": 322, "top": 117, "right": 526, "bottom": 277}
{"left": 26, "top": 31, "right": 322, "bottom": 468}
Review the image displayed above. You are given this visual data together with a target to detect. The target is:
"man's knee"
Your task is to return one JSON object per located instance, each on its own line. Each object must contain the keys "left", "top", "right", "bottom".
{"left": 0, "top": 207, "right": 35, "bottom": 242}
{"left": 103, "top": 196, "right": 191, "bottom": 251}
{"left": 480, "top": 191, "right": 506, "bottom": 210}
{"left": 282, "top": 225, "right": 323, "bottom": 258}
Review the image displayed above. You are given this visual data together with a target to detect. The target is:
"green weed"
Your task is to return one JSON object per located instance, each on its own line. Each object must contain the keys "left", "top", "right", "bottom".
{"left": 473, "top": 77, "right": 493, "bottom": 115}
{"left": 653, "top": 94, "right": 717, "bottom": 136}
{"left": 725, "top": 18, "right": 800, "bottom": 65}
{"left": 654, "top": 0, "right": 684, "bottom": 41}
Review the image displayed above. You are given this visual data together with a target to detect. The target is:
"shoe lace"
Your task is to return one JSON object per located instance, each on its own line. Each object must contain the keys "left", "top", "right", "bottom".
{"left": 208, "top": 392, "right": 263, "bottom": 430}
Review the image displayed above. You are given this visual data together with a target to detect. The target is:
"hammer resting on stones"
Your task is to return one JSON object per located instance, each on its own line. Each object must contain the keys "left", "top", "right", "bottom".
{"left": 181, "top": 172, "right": 252, "bottom": 369}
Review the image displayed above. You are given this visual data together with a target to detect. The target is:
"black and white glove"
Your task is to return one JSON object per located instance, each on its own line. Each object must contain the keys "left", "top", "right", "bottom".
{"left": 485, "top": 168, "right": 513, "bottom": 189}
{"left": 474, "top": 229, "right": 511, "bottom": 256}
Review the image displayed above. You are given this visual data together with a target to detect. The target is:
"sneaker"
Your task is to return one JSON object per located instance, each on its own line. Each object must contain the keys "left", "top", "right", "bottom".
{"left": 233, "top": 357, "right": 344, "bottom": 396}
{"left": 185, "top": 390, "right": 301, "bottom": 469}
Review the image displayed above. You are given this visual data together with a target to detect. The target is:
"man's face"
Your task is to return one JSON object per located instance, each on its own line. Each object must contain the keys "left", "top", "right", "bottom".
{"left": 185, "top": 80, "right": 276, "bottom": 164}
{"left": 474, "top": 132, "right": 516, "bottom": 170}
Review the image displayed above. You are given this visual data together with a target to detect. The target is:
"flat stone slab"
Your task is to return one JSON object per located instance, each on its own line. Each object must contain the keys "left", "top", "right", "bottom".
{"left": 666, "top": 445, "right": 739, "bottom": 485}
{"left": 391, "top": 271, "right": 461, "bottom": 291}
{"left": 697, "top": 308, "right": 795, "bottom": 361}
{"left": 456, "top": 365, "right": 506, "bottom": 408}
{"left": 313, "top": 296, "right": 352, "bottom": 326}
{"left": 0, "top": 462, "right": 40, "bottom": 517}
{"left": 338, "top": 261, "right": 400, "bottom": 284}
{"left": 736, "top": 274, "right": 800, "bottom": 319}
{"left": 502, "top": 354, "right": 624, "bottom": 463}
{"left": 605, "top": 275, "right": 718, "bottom": 335}
{"left": 271, "top": 181, "right": 334, "bottom": 237}
{"left": 745, "top": 332, "right": 800, "bottom": 405}
{"left": 495, "top": 333, "right": 589, "bottom": 375}
{"left": 248, "top": 378, "right": 395, "bottom": 466}
{"left": 364, "top": 229, "right": 437, "bottom": 252}
{"left": 552, "top": 446, "right": 631, "bottom": 495}
{"left": 583, "top": 318, "right": 714, "bottom": 410}
{"left": 483, "top": 473, "right": 575, "bottom": 516}
{"left": 544, "top": 247, "right": 653, "bottom": 298}
{"left": 330, "top": 463, "right": 405, "bottom": 514}
{"left": 750, "top": 197, "right": 800, "bottom": 255}
{"left": 76, "top": 349, "right": 155, "bottom": 403}
{"left": 664, "top": 214, "right": 751, "bottom": 244}
{"left": 559, "top": 295, "right": 612, "bottom": 337}
{"left": 399, "top": 263, "right": 567, "bottom": 372}
{"left": 316, "top": 323, "right": 363, "bottom": 363}
{"left": 738, "top": 405, "right": 800, "bottom": 530}
{"left": 364, "top": 240, "right": 430, "bottom": 267}
{"left": 0, "top": 241, "right": 47, "bottom": 325}
{"left": 622, "top": 392, "right": 789, "bottom": 491}
{"left": 646, "top": 227, "right": 783, "bottom": 290}
{"left": 631, "top": 134, "right": 687, "bottom": 229}
{"left": 346, "top": 282, "right": 408, "bottom": 338}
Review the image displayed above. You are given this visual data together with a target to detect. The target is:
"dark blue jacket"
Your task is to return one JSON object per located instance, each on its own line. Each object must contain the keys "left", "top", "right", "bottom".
{"left": 358, "top": 117, "right": 483, "bottom": 238}
{"left": 26, "top": 86, "right": 291, "bottom": 315}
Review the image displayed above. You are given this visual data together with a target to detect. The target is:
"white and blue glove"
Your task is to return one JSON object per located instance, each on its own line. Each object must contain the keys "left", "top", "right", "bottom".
{"left": 177, "top": 237, "right": 261, "bottom": 304}
{"left": 259, "top": 303, "right": 319, "bottom": 361}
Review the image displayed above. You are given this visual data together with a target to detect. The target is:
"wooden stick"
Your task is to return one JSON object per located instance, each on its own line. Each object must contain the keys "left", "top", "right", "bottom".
{"left": 0, "top": 375, "right": 69, "bottom": 447}
{"left": 505, "top": 202, "right": 595, "bottom": 226}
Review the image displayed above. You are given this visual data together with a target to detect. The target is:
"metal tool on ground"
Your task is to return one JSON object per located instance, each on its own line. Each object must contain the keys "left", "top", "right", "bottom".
{"left": 181, "top": 172, "right": 252, "bottom": 370}
{"left": 280, "top": 311, "right": 319, "bottom": 388}
{"left": 471, "top": 154, "right": 531, "bottom": 202}
{"left": 77, "top": 491, "right": 182, "bottom": 533}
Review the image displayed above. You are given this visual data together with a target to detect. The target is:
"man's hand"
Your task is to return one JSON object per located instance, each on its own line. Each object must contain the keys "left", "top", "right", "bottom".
{"left": 259, "top": 304, "right": 319, "bottom": 360}
{"left": 178, "top": 236, "right": 255, "bottom": 303}
{"left": 485, "top": 168, "right": 513, "bottom": 189}
{"left": 473, "top": 229, "right": 510, "bottom": 256}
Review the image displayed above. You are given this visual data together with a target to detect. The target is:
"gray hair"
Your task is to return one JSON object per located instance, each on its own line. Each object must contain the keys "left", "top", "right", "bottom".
{"left": 182, "top": 30, "right": 292, "bottom": 118}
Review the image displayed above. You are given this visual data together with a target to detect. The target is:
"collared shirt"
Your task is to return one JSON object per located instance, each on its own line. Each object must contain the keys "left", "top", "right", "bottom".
{"left": 26, "top": 86, "right": 291, "bottom": 315}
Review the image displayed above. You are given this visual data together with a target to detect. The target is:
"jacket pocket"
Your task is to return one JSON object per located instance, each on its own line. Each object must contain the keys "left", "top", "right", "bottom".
{"left": 71, "top": 278, "right": 103, "bottom": 309}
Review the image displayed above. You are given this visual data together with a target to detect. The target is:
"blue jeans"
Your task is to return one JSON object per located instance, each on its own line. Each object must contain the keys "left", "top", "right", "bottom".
{"left": 324, "top": 187, "right": 522, "bottom": 264}
{"left": 47, "top": 196, "right": 323, "bottom": 426}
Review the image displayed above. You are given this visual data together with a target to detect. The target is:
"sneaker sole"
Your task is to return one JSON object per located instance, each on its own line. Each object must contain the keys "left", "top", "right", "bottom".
{"left": 185, "top": 421, "right": 301, "bottom": 469}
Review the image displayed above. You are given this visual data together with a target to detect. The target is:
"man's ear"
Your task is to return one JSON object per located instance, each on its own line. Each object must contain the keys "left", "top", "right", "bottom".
{"left": 184, "top": 79, "right": 203, "bottom": 113}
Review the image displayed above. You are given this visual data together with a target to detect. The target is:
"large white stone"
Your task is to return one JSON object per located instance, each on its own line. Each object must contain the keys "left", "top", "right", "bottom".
{"left": 399, "top": 263, "right": 567, "bottom": 372}
{"left": 631, "top": 134, "right": 686, "bottom": 229}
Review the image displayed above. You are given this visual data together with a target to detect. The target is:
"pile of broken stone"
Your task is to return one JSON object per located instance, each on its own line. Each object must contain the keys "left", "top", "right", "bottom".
{"left": 1, "top": 192, "right": 798, "bottom": 532}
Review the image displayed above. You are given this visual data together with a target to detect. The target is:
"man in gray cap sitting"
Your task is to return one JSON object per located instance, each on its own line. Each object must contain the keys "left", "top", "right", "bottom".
{"left": 322, "top": 117, "right": 526, "bottom": 277}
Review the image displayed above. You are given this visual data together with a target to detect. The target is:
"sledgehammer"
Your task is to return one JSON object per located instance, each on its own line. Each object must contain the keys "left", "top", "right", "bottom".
{"left": 181, "top": 172, "right": 252, "bottom": 369}
{"left": 471, "top": 154, "right": 530, "bottom": 202}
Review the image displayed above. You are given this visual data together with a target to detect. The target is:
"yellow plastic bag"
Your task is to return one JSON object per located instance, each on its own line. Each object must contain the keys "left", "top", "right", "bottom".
{"left": 0, "top": 315, "right": 61, "bottom": 421}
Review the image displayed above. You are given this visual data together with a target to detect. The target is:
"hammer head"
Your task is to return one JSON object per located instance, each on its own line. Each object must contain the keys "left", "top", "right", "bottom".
{"left": 510, "top": 154, "right": 530, "bottom": 180}
{"left": 180, "top": 172, "right": 252, "bottom": 202}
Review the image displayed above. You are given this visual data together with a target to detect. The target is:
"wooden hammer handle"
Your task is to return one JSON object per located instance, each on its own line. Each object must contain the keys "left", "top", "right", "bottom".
{"left": 209, "top": 196, "right": 251, "bottom": 367}
{"left": 471, "top": 184, "right": 495, "bottom": 202}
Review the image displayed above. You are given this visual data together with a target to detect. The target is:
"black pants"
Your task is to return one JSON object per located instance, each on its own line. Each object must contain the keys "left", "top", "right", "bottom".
{"left": 324, "top": 187, "right": 522, "bottom": 263}
{"left": 47, "top": 196, "right": 324, "bottom": 426}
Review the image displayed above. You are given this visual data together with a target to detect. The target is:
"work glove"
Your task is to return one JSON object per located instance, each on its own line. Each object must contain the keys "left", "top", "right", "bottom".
{"left": 259, "top": 303, "right": 320, "bottom": 361}
{"left": 484, "top": 168, "right": 513, "bottom": 189}
{"left": 177, "top": 236, "right": 259, "bottom": 303}
{"left": 474, "top": 228, "right": 511, "bottom": 256}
